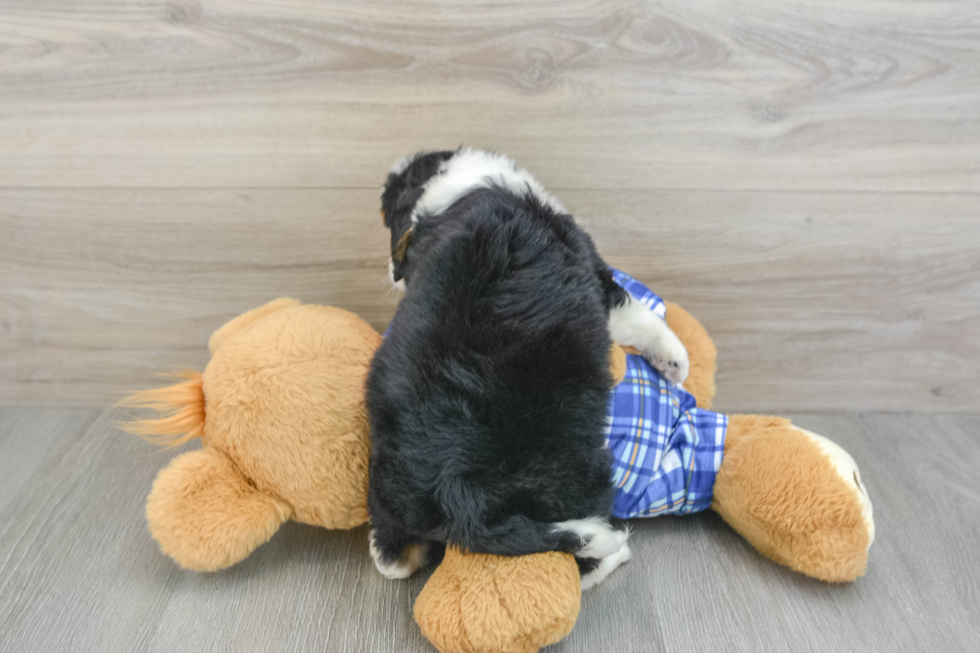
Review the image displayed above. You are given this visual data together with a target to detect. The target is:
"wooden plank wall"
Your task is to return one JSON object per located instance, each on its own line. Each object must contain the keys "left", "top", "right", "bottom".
{"left": 1, "top": 0, "right": 978, "bottom": 411}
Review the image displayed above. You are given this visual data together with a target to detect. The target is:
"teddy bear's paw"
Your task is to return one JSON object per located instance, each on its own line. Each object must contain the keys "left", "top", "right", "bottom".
{"left": 369, "top": 529, "right": 426, "bottom": 580}
{"left": 580, "top": 539, "right": 632, "bottom": 591}
{"left": 146, "top": 448, "right": 292, "bottom": 572}
{"left": 643, "top": 328, "right": 690, "bottom": 386}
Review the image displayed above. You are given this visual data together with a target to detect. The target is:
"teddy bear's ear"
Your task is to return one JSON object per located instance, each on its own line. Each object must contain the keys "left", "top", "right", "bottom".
{"left": 207, "top": 298, "right": 302, "bottom": 354}
{"left": 146, "top": 448, "right": 292, "bottom": 572}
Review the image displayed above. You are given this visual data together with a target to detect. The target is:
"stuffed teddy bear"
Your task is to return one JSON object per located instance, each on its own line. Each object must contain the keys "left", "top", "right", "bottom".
{"left": 414, "top": 272, "right": 875, "bottom": 653}
{"left": 122, "top": 274, "right": 874, "bottom": 653}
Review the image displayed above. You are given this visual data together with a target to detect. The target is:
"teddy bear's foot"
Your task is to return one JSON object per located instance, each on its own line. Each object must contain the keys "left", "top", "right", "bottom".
{"left": 789, "top": 424, "right": 875, "bottom": 550}
{"left": 414, "top": 547, "right": 581, "bottom": 653}
{"left": 711, "top": 415, "right": 874, "bottom": 582}
{"left": 147, "top": 448, "right": 292, "bottom": 572}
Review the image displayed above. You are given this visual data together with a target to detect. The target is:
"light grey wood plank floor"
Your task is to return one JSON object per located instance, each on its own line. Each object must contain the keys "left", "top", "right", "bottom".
{"left": 1, "top": 408, "right": 978, "bottom": 652}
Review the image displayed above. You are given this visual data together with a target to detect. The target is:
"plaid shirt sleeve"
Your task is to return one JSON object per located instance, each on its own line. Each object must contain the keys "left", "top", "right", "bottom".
{"left": 605, "top": 270, "right": 727, "bottom": 518}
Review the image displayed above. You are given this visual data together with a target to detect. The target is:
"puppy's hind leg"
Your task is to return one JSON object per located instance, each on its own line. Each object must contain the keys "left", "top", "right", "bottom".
{"left": 552, "top": 517, "right": 628, "bottom": 559}
{"left": 578, "top": 538, "right": 632, "bottom": 590}
{"left": 368, "top": 526, "right": 427, "bottom": 580}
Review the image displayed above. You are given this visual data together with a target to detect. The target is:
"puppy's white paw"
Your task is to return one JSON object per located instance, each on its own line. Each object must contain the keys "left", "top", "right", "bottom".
{"left": 554, "top": 517, "right": 628, "bottom": 560}
{"left": 643, "top": 329, "right": 689, "bottom": 385}
{"left": 369, "top": 530, "right": 424, "bottom": 580}
{"left": 580, "top": 540, "right": 632, "bottom": 590}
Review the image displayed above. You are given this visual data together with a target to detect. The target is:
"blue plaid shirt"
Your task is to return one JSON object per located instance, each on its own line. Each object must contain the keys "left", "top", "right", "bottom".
{"left": 606, "top": 270, "right": 727, "bottom": 518}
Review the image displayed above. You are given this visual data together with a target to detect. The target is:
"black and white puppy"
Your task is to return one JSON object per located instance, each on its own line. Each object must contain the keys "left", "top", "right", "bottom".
{"left": 367, "top": 148, "right": 688, "bottom": 589}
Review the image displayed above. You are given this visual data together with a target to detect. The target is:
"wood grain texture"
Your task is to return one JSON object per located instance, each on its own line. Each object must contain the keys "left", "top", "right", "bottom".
{"left": 0, "top": 0, "right": 978, "bottom": 191}
{"left": 0, "top": 407, "right": 99, "bottom": 513}
{"left": 0, "top": 189, "right": 398, "bottom": 406}
{"left": 1, "top": 408, "right": 978, "bottom": 652}
{"left": 3, "top": 188, "right": 978, "bottom": 410}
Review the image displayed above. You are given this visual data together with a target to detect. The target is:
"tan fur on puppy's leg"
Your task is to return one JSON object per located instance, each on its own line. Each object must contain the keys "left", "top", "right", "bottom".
{"left": 711, "top": 415, "right": 871, "bottom": 582}
{"left": 146, "top": 448, "right": 292, "bottom": 572}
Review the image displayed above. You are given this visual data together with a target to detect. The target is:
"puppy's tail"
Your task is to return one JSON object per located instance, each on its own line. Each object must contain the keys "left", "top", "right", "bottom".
{"left": 440, "top": 482, "right": 626, "bottom": 559}
{"left": 116, "top": 370, "right": 205, "bottom": 450}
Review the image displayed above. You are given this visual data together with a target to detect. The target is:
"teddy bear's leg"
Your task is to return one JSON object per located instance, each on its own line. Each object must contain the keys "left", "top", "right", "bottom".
{"left": 146, "top": 448, "right": 292, "bottom": 572}
{"left": 711, "top": 415, "right": 874, "bottom": 582}
{"left": 414, "top": 547, "right": 581, "bottom": 653}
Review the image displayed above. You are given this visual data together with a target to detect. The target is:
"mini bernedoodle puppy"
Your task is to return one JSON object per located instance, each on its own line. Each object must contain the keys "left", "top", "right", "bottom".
{"left": 366, "top": 148, "right": 689, "bottom": 589}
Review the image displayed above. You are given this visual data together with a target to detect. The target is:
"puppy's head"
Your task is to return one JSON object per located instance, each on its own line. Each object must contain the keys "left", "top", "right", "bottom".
{"left": 381, "top": 150, "right": 455, "bottom": 288}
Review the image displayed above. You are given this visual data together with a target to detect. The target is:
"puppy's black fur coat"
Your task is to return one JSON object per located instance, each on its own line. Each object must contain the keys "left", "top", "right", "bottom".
{"left": 368, "top": 152, "right": 627, "bottom": 565}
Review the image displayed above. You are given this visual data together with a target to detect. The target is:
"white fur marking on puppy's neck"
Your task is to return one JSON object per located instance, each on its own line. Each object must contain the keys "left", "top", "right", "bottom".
{"left": 410, "top": 148, "right": 565, "bottom": 224}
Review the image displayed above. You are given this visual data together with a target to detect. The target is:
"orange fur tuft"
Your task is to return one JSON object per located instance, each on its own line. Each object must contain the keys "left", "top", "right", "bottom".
{"left": 118, "top": 370, "right": 205, "bottom": 450}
